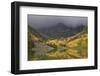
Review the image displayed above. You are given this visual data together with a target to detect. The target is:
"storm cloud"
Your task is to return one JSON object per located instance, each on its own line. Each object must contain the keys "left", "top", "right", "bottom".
{"left": 28, "top": 14, "right": 88, "bottom": 29}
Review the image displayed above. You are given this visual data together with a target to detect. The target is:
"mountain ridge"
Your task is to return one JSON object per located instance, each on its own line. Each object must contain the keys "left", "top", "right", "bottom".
{"left": 38, "top": 23, "right": 87, "bottom": 39}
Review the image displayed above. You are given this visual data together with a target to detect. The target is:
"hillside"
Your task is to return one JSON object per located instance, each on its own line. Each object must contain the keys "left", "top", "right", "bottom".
{"left": 46, "top": 31, "right": 88, "bottom": 59}
{"left": 28, "top": 25, "right": 42, "bottom": 60}
{"left": 28, "top": 25, "right": 88, "bottom": 60}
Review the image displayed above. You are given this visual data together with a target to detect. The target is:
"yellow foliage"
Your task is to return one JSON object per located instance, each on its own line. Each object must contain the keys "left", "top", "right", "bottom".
{"left": 67, "top": 38, "right": 81, "bottom": 48}
{"left": 46, "top": 39, "right": 67, "bottom": 47}
{"left": 66, "top": 49, "right": 81, "bottom": 58}
{"left": 29, "top": 31, "right": 88, "bottom": 60}
{"left": 30, "top": 33, "right": 39, "bottom": 41}
{"left": 46, "top": 33, "right": 88, "bottom": 59}
{"left": 47, "top": 50, "right": 68, "bottom": 59}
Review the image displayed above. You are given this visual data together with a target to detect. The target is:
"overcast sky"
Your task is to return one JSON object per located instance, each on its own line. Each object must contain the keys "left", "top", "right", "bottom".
{"left": 28, "top": 14, "right": 88, "bottom": 29}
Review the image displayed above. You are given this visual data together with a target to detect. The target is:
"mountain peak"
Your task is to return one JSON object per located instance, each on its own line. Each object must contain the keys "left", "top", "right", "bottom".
{"left": 56, "top": 23, "right": 67, "bottom": 27}
{"left": 52, "top": 23, "right": 68, "bottom": 30}
{"left": 37, "top": 23, "right": 87, "bottom": 39}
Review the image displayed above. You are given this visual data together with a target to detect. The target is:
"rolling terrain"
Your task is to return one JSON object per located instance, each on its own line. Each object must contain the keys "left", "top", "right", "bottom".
{"left": 28, "top": 24, "right": 88, "bottom": 60}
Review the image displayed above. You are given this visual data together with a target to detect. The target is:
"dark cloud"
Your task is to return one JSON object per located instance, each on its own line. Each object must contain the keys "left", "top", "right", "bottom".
{"left": 28, "top": 14, "right": 88, "bottom": 29}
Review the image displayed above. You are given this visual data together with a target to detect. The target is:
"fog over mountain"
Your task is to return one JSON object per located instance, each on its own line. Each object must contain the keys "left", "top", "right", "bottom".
{"left": 28, "top": 15, "right": 88, "bottom": 39}
{"left": 28, "top": 15, "right": 88, "bottom": 29}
